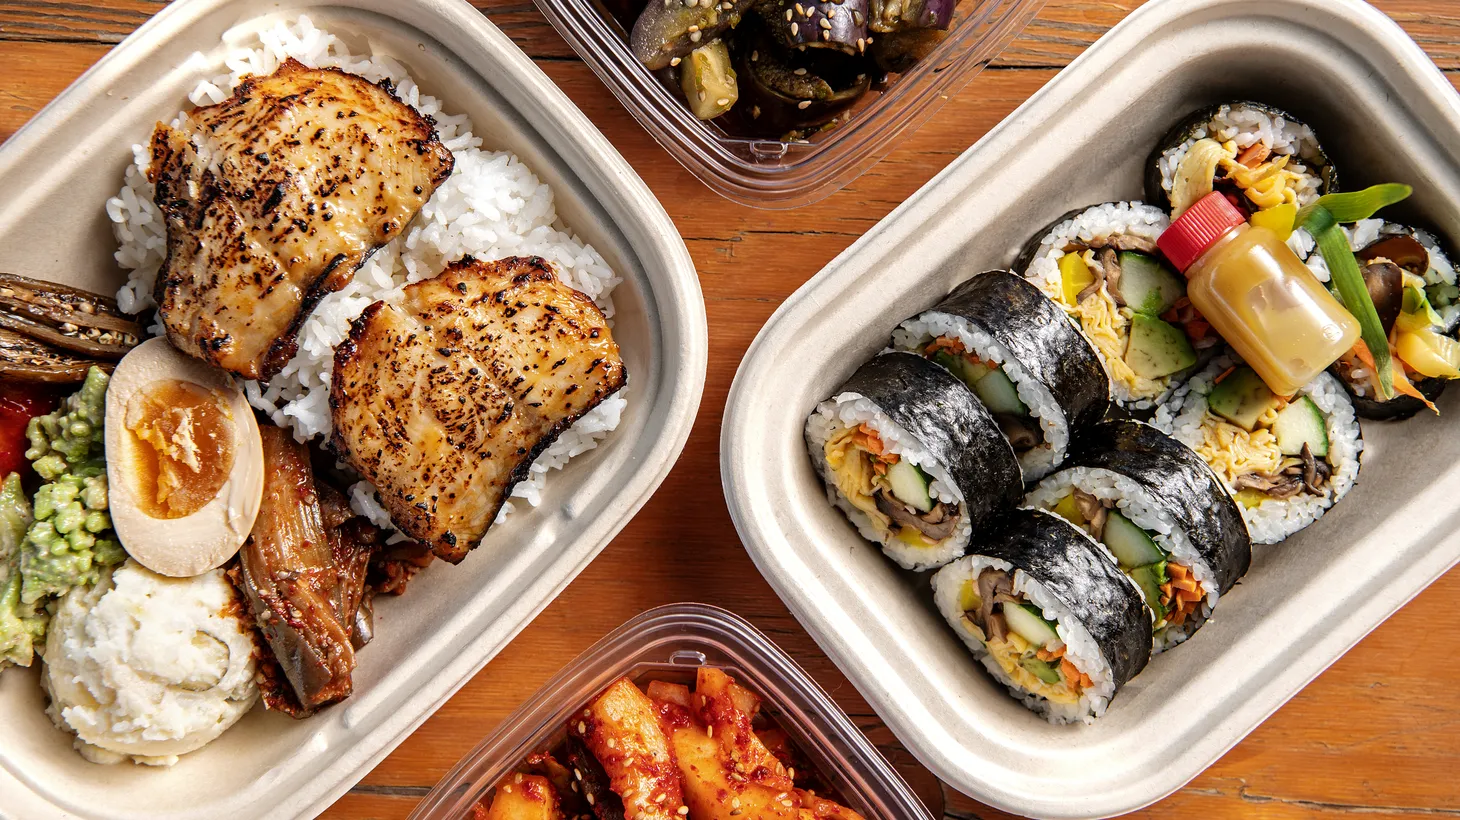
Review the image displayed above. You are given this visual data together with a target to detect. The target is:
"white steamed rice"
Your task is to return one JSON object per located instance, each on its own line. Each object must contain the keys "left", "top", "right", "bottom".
{"left": 1153, "top": 356, "right": 1362, "bottom": 545}
{"left": 805, "top": 394, "right": 971, "bottom": 571}
{"left": 892, "top": 314, "right": 1067, "bottom": 481}
{"left": 932, "top": 553, "right": 1115, "bottom": 724}
{"left": 105, "top": 15, "right": 627, "bottom": 530}
{"left": 1026, "top": 468, "right": 1218, "bottom": 652}
{"left": 1156, "top": 103, "right": 1327, "bottom": 209}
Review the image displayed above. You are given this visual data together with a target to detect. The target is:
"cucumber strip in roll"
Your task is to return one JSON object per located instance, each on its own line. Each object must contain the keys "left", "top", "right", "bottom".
{"left": 805, "top": 352, "right": 1023, "bottom": 571}
{"left": 1155, "top": 354, "right": 1361, "bottom": 545}
{"left": 1017, "top": 201, "right": 1207, "bottom": 411}
{"left": 931, "top": 508, "right": 1152, "bottom": 724}
{"left": 892, "top": 270, "right": 1111, "bottom": 482}
{"left": 1027, "top": 420, "right": 1253, "bottom": 651}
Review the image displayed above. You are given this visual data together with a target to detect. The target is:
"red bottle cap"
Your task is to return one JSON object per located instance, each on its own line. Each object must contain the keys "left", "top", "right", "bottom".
{"left": 1157, "top": 191, "right": 1248, "bottom": 274}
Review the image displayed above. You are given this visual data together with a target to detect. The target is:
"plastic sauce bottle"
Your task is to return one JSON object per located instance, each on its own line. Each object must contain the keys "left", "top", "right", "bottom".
{"left": 1158, "top": 191, "right": 1360, "bottom": 396}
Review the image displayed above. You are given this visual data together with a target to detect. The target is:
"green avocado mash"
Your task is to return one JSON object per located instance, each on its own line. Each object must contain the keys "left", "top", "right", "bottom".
{"left": 0, "top": 368, "right": 121, "bottom": 671}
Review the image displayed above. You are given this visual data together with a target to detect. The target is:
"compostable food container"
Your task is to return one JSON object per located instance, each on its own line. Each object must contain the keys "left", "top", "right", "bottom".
{"left": 531, "top": 0, "right": 1044, "bottom": 208}
{"left": 0, "top": 0, "right": 707, "bottom": 817}
{"left": 720, "top": 0, "right": 1460, "bottom": 816}
{"left": 408, "top": 603, "right": 933, "bottom": 820}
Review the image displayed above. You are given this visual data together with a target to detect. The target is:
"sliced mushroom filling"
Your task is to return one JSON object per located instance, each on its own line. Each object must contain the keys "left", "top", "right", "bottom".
{"left": 957, "top": 569, "right": 1091, "bottom": 703}
{"left": 822, "top": 422, "right": 961, "bottom": 546}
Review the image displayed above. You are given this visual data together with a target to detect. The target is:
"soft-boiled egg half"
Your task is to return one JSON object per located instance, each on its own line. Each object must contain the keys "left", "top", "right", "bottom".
{"left": 105, "top": 338, "right": 264, "bottom": 577}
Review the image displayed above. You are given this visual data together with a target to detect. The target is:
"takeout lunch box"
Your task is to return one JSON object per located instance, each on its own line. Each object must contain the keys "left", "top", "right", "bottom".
{"left": 0, "top": 0, "right": 708, "bottom": 817}
{"left": 530, "top": 0, "right": 1045, "bottom": 208}
{"left": 407, "top": 603, "right": 933, "bottom": 820}
{"left": 721, "top": 0, "right": 1460, "bottom": 816}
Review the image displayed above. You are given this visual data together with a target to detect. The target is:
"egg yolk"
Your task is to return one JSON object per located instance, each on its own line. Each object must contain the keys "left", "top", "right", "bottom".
{"left": 124, "top": 379, "right": 235, "bottom": 519}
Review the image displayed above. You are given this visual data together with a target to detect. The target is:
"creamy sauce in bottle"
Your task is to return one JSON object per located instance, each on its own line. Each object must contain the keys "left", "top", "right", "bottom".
{"left": 1159, "top": 192, "right": 1359, "bottom": 396}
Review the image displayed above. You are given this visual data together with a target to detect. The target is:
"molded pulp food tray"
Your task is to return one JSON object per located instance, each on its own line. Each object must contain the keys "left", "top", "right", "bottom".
{"left": 407, "top": 604, "right": 933, "bottom": 820}
{"left": 721, "top": 0, "right": 1460, "bottom": 816}
{"left": 0, "top": 0, "right": 707, "bottom": 817}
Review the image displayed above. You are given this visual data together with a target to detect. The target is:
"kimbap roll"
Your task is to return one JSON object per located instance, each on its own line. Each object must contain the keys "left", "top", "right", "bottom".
{"left": 1026, "top": 420, "right": 1252, "bottom": 651}
{"left": 1019, "top": 201, "right": 1206, "bottom": 409}
{"left": 1309, "top": 220, "right": 1460, "bottom": 419}
{"left": 1154, "top": 355, "right": 1362, "bottom": 544}
{"left": 931, "top": 508, "right": 1152, "bottom": 724}
{"left": 1147, "top": 101, "right": 1336, "bottom": 222}
{"left": 806, "top": 352, "right": 1024, "bottom": 571}
{"left": 891, "top": 270, "right": 1111, "bottom": 482}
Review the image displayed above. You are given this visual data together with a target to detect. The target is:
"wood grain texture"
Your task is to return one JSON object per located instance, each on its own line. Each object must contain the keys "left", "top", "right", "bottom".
{"left": 2, "top": 1, "right": 1459, "bottom": 818}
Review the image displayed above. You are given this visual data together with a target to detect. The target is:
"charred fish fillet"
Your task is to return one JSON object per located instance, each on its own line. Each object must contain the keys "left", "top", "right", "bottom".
{"left": 149, "top": 58, "right": 454, "bottom": 381}
{"left": 330, "top": 256, "right": 627, "bottom": 562}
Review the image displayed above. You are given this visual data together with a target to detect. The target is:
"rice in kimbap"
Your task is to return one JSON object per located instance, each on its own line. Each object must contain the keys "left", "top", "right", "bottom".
{"left": 891, "top": 270, "right": 1110, "bottom": 481}
{"left": 1147, "top": 101, "right": 1335, "bottom": 222}
{"left": 1026, "top": 420, "right": 1252, "bottom": 651}
{"left": 806, "top": 352, "right": 1024, "bottom": 571}
{"left": 1308, "top": 220, "right": 1460, "bottom": 419}
{"left": 1155, "top": 355, "right": 1362, "bottom": 544}
{"left": 931, "top": 508, "right": 1152, "bottom": 724}
{"left": 1019, "top": 201, "right": 1206, "bottom": 409}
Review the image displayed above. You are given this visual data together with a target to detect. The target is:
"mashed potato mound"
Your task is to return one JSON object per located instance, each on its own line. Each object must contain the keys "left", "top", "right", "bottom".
{"left": 43, "top": 559, "right": 257, "bottom": 766}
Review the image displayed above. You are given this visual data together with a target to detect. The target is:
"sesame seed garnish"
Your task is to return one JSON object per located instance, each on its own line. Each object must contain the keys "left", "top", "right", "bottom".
{"left": 655, "top": 793, "right": 668, "bottom": 803}
{"left": 827, "top": 7, "right": 836, "bottom": 17}
{"left": 751, "top": 50, "right": 759, "bottom": 60}
{"left": 732, "top": 797, "right": 742, "bottom": 809}
{"left": 514, "top": 774, "right": 524, "bottom": 784}
{"left": 784, "top": 8, "right": 793, "bottom": 20}
{"left": 794, "top": 3, "right": 804, "bottom": 14}
{"left": 504, "top": 785, "right": 513, "bottom": 794}
{"left": 586, "top": 794, "right": 596, "bottom": 806}
{"left": 670, "top": 56, "right": 682, "bottom": 66}
{"left": 697, "top": 90, "right": 706, "bottom": 101}
{"left": 782, "top": 800, "right": 794, "bottom": 808}
{"left": 574, "top": 768, "right": 583, "bottom": 781}
{"left": 607, "top": 737, "right": 618, "bottom": 749}
{"left": 853, "top": 9, "right": 864, "bottom": 23}
{"left": 577, "top": 721, "right": 586, "bottom": 734}
{"left": 687, "top": 23, "right": 699, "bottom": 31}
{"left": 821, "top": 30, "right": 830, "bottom": 39}
{"left": 678, "top": 808, "right": 690, "bottom": 816}
{"left": 793, "top": 67, "right": 807, "bottom": 75}
{"left": 790, "top": 22, "right": 798, "bottom": 35}
{"left": 716, "top": 97, "right": 730, "bottom": 106}
{"left": 819, "top": 16, "right": 831, "bottom": 27}
{"left": 751, "top": 105, "right": 761, "bottom": 118}
{"left": 689, "top": 30, "right": 702, "bottom": 42}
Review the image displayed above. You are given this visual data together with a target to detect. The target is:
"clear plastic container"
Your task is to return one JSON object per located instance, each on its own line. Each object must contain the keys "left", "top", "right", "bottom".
{"left": 408, "top": 603, "right": 932, "bottom": 819}
{"left": 531, "top": 0, "right": 1045, "bottom": 207}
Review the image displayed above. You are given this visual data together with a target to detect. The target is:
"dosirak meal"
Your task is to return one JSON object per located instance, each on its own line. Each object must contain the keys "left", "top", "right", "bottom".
{"left": 470, "top": 666, "right": 865, "bottom": 819}
{"left": 627, "top": 0, "right": 958, "bottom": 139}
{"left": 0, "top": 15, "right": 629, "bottom": 764}
{"left": 806, "top": 100, "right": 1460, "bottom": 723}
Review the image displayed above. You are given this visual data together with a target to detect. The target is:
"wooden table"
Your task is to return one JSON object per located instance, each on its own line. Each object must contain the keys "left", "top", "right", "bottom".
{"left": 4, "top": 0, "right": 1460, "bottom": 817}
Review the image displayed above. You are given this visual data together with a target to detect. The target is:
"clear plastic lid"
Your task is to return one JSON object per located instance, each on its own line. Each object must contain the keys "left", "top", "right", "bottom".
{"left": 408, "top": 603, "right": 933, "bottom": 819}
{"left": 531, "top": 0, "right": 1045, "bottom": 208}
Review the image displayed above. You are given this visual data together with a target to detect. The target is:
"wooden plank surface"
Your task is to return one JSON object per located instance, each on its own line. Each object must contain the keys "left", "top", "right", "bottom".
{"left": 3, "top": 0, "right": 1460, "bottom": 818}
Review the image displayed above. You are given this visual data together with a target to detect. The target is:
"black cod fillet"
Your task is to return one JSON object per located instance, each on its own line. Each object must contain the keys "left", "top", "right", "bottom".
{"left": 149, "top": 58, "right": 454, "bottom": 381}
{"left": 330, "top": 256, "right": 628, "bottom": 562}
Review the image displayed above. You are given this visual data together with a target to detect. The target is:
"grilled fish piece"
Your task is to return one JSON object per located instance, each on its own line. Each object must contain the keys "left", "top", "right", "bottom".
{"left": 330, "top": 256, "right": 627, "bottom": 562}
{"left": 149, "top": 58, "right": 454, "bottom": 381}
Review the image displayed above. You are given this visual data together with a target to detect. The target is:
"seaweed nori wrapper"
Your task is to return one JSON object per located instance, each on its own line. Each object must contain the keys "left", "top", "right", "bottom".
{"left": 1142, "top": 101, "right": 1338, "bottom": 212}
{"left": 1062, "top": 420, "right": 1252, "bottom": 593}
{"left": 977, "top": 508, "right": 1152, "bottom": 689}
{"left": 837, "top": 352, "right": 1024, "bottom": 527}
{"left": 921, "top": 270, "right": 1111, "bottom": 432}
